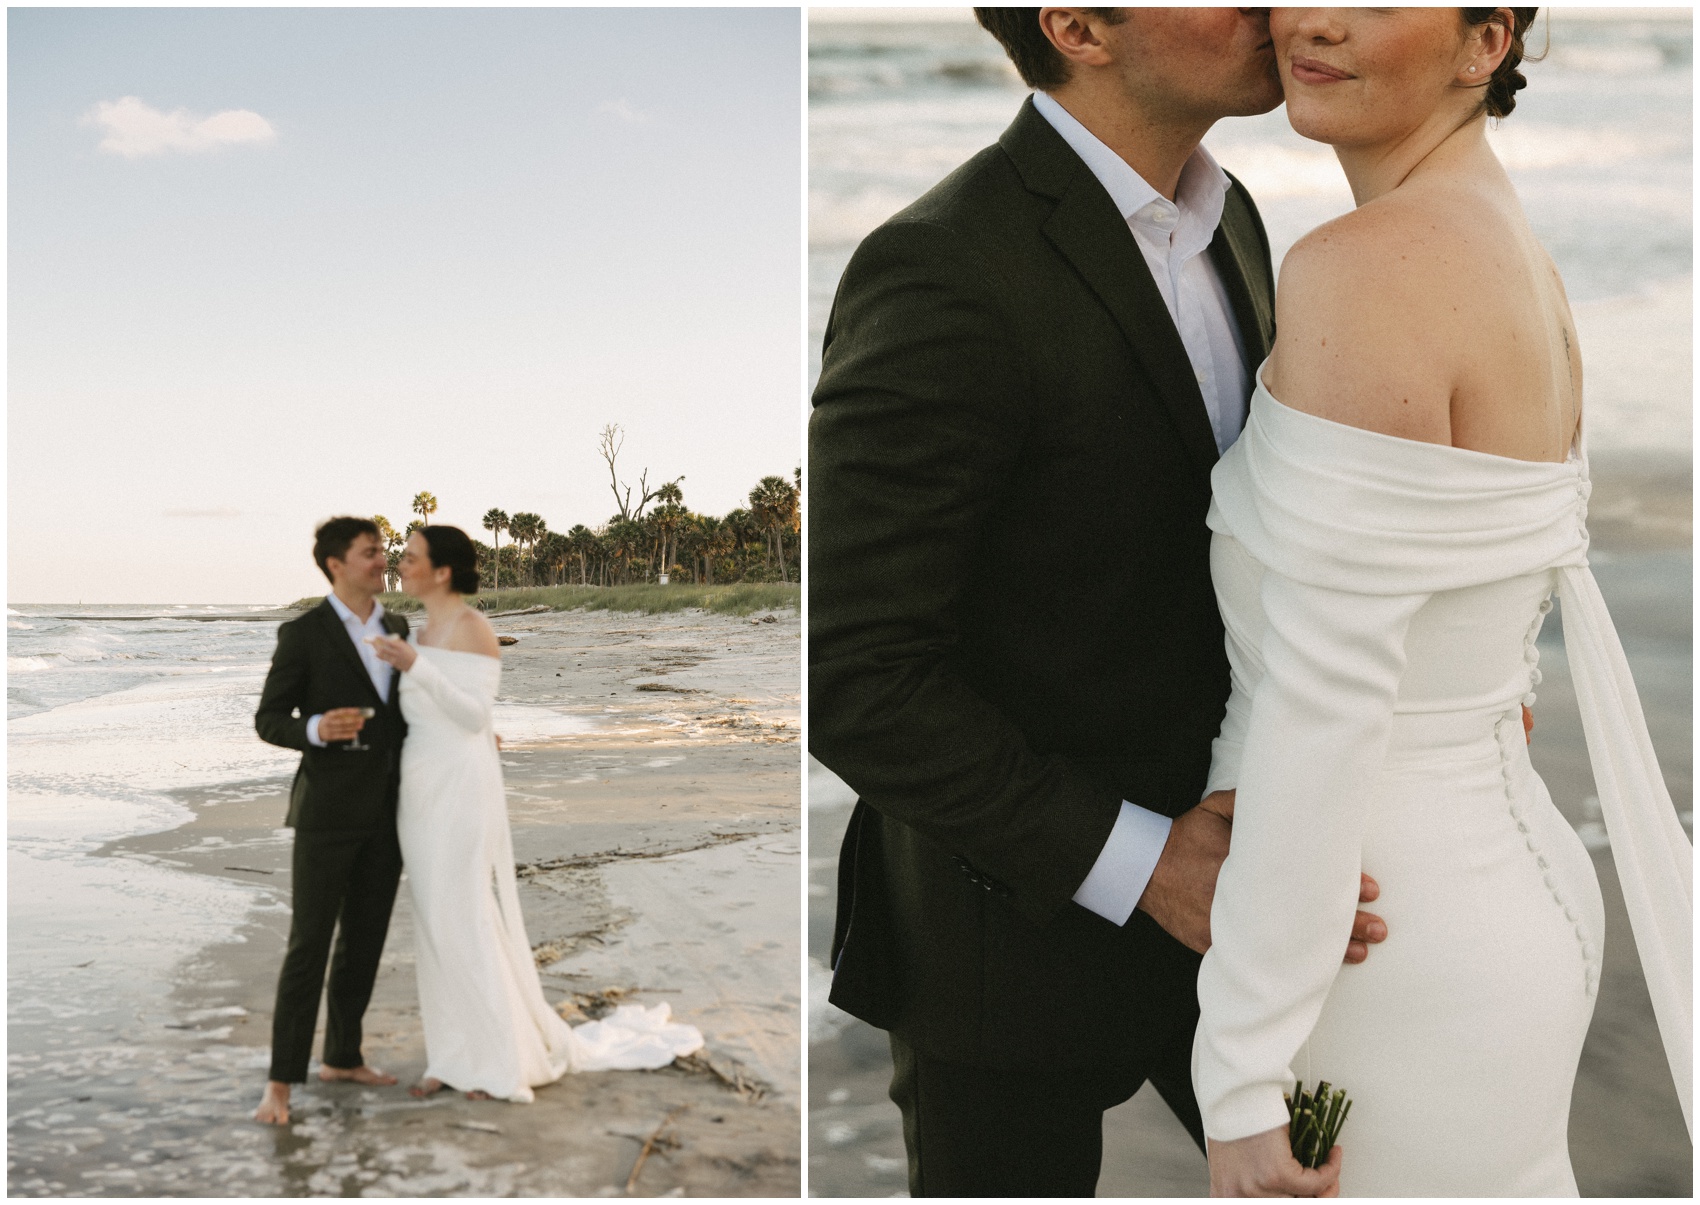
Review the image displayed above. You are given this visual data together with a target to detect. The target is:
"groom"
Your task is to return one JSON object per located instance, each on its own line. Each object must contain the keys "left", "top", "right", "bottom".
{"left": 251, "top": 517, "right": 410, "bottom": 1124}
{"left": 810, "top": 9, "right": 1386, "bottom": 1196}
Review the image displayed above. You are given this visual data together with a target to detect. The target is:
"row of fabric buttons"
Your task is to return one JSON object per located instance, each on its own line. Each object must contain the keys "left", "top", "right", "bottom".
{"left": 1575, "top": 478, "right": 1592, "bottom": 542}
{"left": 1494, "top": 712, "right": 1596, "bottom": 998}
{"left": 1522, "top": 597, "right": 1553, "bottom": 708}
{"left": 950, "top": 855, "right": 1011, "bottom": 898}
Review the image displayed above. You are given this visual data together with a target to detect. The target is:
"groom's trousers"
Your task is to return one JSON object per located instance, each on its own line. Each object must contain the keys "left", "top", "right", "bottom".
{"left": 268, "top": 824, "right": 403, "bottom": 1083}
{"left": 888, "top": 1022, "right": 1205, "bottom": 1197}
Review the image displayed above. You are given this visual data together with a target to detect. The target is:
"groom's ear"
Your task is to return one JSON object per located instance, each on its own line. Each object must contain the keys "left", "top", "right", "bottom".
{"left": 1038, "top": 8, "right": 1120, "bottom": 74}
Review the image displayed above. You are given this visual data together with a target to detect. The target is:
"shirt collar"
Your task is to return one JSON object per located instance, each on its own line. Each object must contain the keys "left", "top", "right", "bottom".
{"left": 1031, "top": 89, "right": 1229, "bottom": 241}
{"left": 326, "top": 591, "right": 383, "bottom": 627}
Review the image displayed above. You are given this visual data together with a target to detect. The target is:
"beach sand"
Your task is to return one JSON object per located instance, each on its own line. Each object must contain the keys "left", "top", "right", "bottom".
{"left": 806, "top": 461, "right": 1692, "bottom": 1197}
{"left": 9, "top": 606, "right": 801, "bottom": 1197}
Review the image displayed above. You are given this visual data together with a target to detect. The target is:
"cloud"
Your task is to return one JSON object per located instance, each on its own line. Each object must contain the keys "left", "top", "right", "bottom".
{"left": 82, "top": 96, "right": 276, "bottom": 159}
{"left": 596, "top": 98, "right": 649, "bottom": 124}
{"left": 162, "top": 508, "right": 241, "bottom": 519}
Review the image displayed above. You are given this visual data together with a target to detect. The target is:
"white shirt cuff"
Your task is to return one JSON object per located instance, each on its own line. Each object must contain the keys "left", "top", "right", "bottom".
{"left": 305, "top": 714, "right": 327, "bottom": 747}
{"left": 1072, "top": 801, "right": 1174, "bottom": 926}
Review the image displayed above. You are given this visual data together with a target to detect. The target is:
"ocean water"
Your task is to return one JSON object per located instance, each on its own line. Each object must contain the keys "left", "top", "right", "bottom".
{"left": 808, "top": 10, "right": 1693, "bottom": 455}
{"left": 7, "top": 607, "right": 304, "bottom": 1141}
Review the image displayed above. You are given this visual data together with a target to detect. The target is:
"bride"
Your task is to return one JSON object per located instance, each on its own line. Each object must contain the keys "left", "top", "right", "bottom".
{"left": 1194, "top": 8, "right": 1691, "bottom": 1195}
{"left": 370, "top": 525, "right": 702, "bottom": 1102}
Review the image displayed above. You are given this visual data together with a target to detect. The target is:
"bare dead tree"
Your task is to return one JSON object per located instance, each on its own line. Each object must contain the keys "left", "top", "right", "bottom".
{"left": 598, "top": 423, "right": 666, "bottom": 521}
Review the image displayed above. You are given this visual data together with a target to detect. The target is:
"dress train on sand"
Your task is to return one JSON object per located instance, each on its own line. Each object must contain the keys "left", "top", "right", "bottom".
{"left": 397, "top": 642, "right": 702, "bottom": 1102}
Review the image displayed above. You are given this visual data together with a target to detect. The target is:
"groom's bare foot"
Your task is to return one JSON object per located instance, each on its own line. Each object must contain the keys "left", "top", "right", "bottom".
{"left": 253, "top": 1080, "right": 291, "bottom": 1125}
{"left": 410, "top": 1077, "right": 447, "bottom": 1098}
{"left": 318, "top": 1063, "right": 398, "bottom": 1086}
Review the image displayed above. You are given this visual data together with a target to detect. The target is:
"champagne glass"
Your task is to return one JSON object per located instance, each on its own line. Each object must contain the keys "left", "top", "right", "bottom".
{"left": 345, "top": 707, "right": 378, "bottom": 751}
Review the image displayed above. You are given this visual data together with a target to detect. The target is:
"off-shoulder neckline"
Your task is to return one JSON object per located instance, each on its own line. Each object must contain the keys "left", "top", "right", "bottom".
{"left": 413, "top": 640, "right": 500, "bottom": 664}
{"left": 1253, "top": 360, "right": 1582, "bottom": 471}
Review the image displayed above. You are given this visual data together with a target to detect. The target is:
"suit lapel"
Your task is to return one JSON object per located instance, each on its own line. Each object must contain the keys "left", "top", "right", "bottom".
{"left": 1208, "top": 181, "right": 1276, "bottom": 380}
{"left": 1001, "top": 98, "right": 1221, "bottom": 478}
{"left": 318, "top": 600, "right": 383, "bottom": 708}
{"left": 1041, "top": 182, "right": 1221, "bottom": 476}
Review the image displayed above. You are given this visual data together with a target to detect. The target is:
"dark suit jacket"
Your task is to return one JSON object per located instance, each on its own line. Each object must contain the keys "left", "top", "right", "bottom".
{"left": 809, "top": 97, "right": 1275, "bottom": 1070}
{"left": 255, "top": 599, "right": 410, "bottom": 832}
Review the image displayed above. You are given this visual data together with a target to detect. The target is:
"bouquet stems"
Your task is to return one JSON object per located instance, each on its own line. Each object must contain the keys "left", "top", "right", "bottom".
{"left": 1284, "top": 1080, "right": 1351, "bottom": 1170}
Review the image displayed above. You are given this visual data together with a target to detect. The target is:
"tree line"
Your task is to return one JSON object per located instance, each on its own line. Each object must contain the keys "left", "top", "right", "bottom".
{"left": 373, "top": 426, "right": 799, "bottom": 592}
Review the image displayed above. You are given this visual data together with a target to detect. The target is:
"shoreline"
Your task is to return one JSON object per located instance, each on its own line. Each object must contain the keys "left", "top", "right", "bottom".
{"left": 8, "top": 606, "right": 801, "bottom": 1197}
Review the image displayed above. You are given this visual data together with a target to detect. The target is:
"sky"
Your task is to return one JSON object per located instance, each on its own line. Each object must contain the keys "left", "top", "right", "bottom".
{"left": 9, "top": 8, "right": 802, "bottom": 603}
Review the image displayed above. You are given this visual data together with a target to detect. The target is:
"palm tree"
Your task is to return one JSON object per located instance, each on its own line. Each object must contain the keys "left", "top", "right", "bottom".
{"left": 700, "top": 514, "right": 734, "bottom": 585}
{"left": 606, "top": 517, "right": 644, "bottom": 584}
{"left": 412, "top": 492, "right": 438, "bottom": 527}
{"left": 567, "top": 524, "right": 597, "bottom": 585}
{"left": 471, "top": 538, "right": 494, "bottom": 589}
{"left": 749, "top": 475, "right": 799, "bottom": 583}
{"left": 373, "top": 516, "right": 402, "bottom": 590}
{"left": 652, "top": 481, "right": 686, "bottom": 581}
{"left": 481, "top": 508, "right": 509, "bottom": 590}
{"left": 530, "top": 517, "right": 548, "bottom": 582}
{"left": 508, "top": 512, "right": 543, "bottom": 586}
{"left": 536, "top": 531, "right": 571, "bottom": 585}
{"left": 675, "top": 515, "right": 706, "bottom": 584}
{"left": 723, "top": 507, "right": 760, "bottom": 581}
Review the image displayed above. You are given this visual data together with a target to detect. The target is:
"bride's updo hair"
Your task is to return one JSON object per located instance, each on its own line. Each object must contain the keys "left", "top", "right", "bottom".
{"left": 1462, "top": 8, "right": 1541, "bottom": 118}
{"left": 419, "top": 525, "right": 481, "bottom": 594}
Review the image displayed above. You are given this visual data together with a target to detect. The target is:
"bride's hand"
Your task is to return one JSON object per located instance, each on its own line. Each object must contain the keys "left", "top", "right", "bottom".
{"left": 368, "top": 634, "right": 417, "bottom": 672}
{"left": 1208, "top": 1126, "right": 1341, "bottom": 1197}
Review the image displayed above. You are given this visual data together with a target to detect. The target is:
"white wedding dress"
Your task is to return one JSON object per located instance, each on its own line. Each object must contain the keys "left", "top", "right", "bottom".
{"left": 397, "top": 639, "right": 703, "bottom": 1102}
{"left": 1192, "top": 370, "right": 1692, "bottom": 1195}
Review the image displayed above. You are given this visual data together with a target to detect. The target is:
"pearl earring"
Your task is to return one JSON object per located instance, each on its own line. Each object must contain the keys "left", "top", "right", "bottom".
{"left": 1468, "top": 66, "right": 1478, "bottom": 73}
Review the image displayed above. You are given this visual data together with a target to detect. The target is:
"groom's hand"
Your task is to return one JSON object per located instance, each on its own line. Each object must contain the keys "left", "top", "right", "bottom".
{"left": 1135, "top": 790, "right": 1235, "bottom": 954}
{"left": 318, "top": 707, "right": 369, "bottom": 742}
{"left": 1137, "top": 790, "right": 1388, "bottom": 963}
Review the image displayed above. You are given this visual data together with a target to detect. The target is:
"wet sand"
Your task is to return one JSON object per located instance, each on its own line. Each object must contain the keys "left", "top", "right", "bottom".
{"left": 9, "top": 606, "right": 801, "bottom": 1197}
{"left": 807, "top": 462, "right": 1692, "bottom": 1197}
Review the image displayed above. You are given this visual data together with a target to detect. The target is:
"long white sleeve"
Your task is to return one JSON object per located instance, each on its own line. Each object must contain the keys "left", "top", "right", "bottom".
{"left": 1193, "top": 569, "right": 1426, "bottom": 1140}
{"left": 404, "top": 651, "right": 496, "bottom": 734}
{"left": 1203, "top": 535, "right": 1263, "bottom": 796}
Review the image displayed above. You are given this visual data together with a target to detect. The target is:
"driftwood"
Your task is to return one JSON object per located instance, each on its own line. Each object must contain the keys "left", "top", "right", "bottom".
{"left": 625, "top": 1105, "right": 687, "bottom": 1194}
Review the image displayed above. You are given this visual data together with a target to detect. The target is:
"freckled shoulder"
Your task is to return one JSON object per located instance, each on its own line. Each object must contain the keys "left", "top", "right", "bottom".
{"left": 1269, "top": 193, "right": 1482, "bottom": 446}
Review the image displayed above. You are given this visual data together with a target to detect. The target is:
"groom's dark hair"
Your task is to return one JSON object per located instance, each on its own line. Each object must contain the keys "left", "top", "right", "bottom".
{"left": 313, "top": 516, "right": 381, "bottom": 582}
{"left": 975, "top": 8, "right": 1125, "bottom": 90}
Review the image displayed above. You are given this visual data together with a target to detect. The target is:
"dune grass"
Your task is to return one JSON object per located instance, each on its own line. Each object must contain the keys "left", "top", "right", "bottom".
{"left": 289, "top": 582, "right": 799, "bottom": 618}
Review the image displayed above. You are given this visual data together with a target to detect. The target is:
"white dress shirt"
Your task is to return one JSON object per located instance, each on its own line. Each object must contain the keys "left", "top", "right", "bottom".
{"left": 304, "top": 593, "right": 393, "bottom": 747}
{"left": 1032, "top": 90, "right": 1251, "bottom": 926}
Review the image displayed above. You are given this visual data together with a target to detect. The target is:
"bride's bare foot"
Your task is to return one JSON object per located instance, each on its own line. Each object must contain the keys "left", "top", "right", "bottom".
{"left": 253, "top": 1080, "right": 291, "bottom": 1125}
{"left": 465, "top": 1089, "right": 492, "bottom": 1101}
{"left": 318, "top": 1063, "right": 398, "bottom": 1087}
{"left": 409, "top": 1077, "right": 447, "bottom": 1098}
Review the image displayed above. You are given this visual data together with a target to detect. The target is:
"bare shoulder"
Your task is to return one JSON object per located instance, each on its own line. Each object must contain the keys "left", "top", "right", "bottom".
{"left": 448, "top": 607, "right": 502, "bottom": 659}
{"left": 1269, "top": 190, "right": 1488, "bottom": 445}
